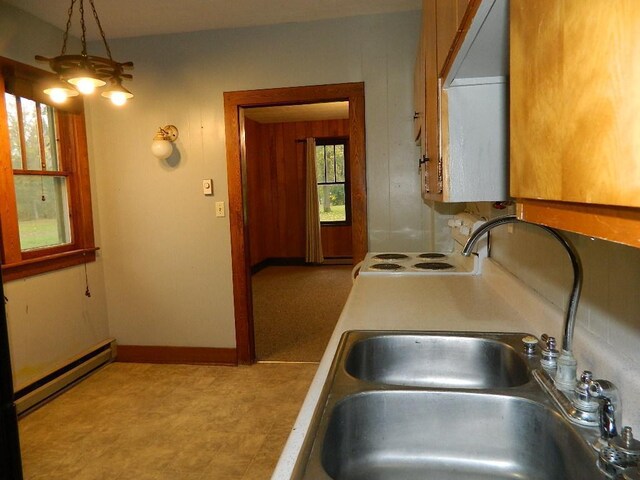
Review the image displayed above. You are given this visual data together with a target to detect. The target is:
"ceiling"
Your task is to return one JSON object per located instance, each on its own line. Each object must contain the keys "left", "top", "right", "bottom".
{"left": 5, "top": 0, "right": 421, "bottom": 41}
{"left": 244, "top": 102, "right": 349, "bottom": 124}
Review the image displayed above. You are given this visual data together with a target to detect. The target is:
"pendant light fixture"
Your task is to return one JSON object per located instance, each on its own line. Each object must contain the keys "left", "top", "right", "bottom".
{"left": 35, "top": 0, "right": 133, "bottom": 106}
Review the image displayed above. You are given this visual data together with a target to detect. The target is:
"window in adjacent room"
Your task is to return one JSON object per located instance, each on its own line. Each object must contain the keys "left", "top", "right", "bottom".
{"left": 316, "top": 138, "right": 349, "bottom": 224}
{"left": 0, "top": 56, "right": 96, "bottom": 281}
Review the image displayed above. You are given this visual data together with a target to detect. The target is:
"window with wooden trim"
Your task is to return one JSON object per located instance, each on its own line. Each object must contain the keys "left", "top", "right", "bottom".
{"left": 316, "top": 138, "right": 350, "bottom": 225}
{"left": 0, "top": 57, "right": 96, "bottom": 281}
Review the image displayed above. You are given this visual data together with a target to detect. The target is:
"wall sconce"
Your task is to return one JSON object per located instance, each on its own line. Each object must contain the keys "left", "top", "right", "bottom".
{"left": 151, "top": 125, "right": 179, "bottom": 160}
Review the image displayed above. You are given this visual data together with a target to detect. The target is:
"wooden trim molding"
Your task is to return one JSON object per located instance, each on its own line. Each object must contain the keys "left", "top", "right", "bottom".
{"left": 0, "top": 56, "right": 96, "bottom": 281}
{"left": 116, "top": 345, "right": 237, "bottom": 366}
{"left": 516, "top": 199, "right": 640, "bottom": 248}
{"left": 224, "top": 82, "right": 367, "bottom": 364}
{"left": 1, "top": 247, "right": 98, "bottom": 282}
{"left": 440, "top": 0, "right": 482, "bottom": 81}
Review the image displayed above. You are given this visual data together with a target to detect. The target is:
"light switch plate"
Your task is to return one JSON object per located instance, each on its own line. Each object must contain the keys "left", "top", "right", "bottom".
{"left": 215, "top": 201, "right": 225, "bottom": 217}
{"left": 202, "top": 179, "right": 213, "bottom": 195}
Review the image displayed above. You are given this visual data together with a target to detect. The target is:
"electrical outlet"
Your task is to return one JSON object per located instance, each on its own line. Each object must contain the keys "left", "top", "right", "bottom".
{"left": 202, "top": 179, "right": 213, "bottom": 195}
{"left": 215, "top": 201, "right": 225, "bottom": 217}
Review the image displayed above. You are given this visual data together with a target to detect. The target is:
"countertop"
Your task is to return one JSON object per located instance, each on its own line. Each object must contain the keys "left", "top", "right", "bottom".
{"left": 271, "top": 259, "right": 640, "bottom": 479}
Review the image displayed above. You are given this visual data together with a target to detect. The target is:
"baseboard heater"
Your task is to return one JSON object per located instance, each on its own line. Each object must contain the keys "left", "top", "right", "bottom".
{"left": 14, "top": 338, "right": 117, "bottom": 416}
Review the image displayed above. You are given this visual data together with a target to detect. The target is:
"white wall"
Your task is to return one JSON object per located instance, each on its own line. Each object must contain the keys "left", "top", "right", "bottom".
{"left": 0, "top": 2, "right": 110, "bottom": 387}
{"left": 86, "top": 11, "right": 428, "bottom": 348}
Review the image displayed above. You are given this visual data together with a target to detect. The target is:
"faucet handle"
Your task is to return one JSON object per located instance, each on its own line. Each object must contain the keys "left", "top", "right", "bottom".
{"left": 590, "top": 380, "right": 621, "bottom": 416}
{"left": 599, "top": 397, "right": 619, "bottom": 440}
{"left": 590, "top": 379, "right": 623, "bottom": 444}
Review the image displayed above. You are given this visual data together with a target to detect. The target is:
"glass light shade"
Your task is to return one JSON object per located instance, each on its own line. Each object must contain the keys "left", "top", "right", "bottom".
{"left": 67, "top": 75, "right": 106, "bottom": 94}
{"left": 151, "top": 139, "right": 173, "bottom": 160}
{"left": 101, "top": 83, "right": 133, "bottom": 106}
{"left": 43, "top": 85, "right": 79, "bottom": 103}
{"left": 109, "top": 92, "right": 127, "bottom": 106}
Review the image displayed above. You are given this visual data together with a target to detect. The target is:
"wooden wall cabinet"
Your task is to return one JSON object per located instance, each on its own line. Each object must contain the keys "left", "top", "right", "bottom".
{"left": 510, "top": 0, "right": 640, "bottom": 248}
{"left": 416, "top": 0, "right": 509, "bottom": 203}
{"left": 413, "top": 35, "right": 425, "bottom": 146}
{"left": 419, "top": 0, "right": 438, "bottom": 200}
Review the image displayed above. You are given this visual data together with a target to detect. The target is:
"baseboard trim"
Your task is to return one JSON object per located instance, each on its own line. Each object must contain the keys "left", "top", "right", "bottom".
{"left": 251, "top": 257, "right": 305, "bottom": 274}
{"left": 116, "top": 345, "right": 237, "bottom": 366}
{"left": 251, "top": 256, "right": 353, "bottom": 274}
{"left": 15, "top": 338, "right": 116, "bottom": 416}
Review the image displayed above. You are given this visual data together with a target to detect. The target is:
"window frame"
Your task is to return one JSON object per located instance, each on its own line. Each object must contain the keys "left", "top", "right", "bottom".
{"left": 0, "top": 56, "right": 96, "bottom": 281}
{"left": 315, "top": 136, "right": 351, "bottom": 227}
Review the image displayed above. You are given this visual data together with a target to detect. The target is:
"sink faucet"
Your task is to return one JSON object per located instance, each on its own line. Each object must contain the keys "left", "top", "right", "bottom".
{"left": 462, "top": 214, "right": 583, "bottom": 391}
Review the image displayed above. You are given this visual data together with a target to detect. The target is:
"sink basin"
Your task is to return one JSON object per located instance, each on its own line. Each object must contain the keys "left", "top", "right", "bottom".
{"left": 292, "top": 332, "right": 604, "bottom": 480}
{"left": 344, "top": 334, "right": 529, "bottom": 388}
{"left": 321, "top": 391, "right": 601, "bottom": 480}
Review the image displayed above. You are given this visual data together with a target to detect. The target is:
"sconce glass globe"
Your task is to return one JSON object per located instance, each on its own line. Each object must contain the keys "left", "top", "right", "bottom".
{"left": 151, "top": 139, "right": 173, "bottom": 160}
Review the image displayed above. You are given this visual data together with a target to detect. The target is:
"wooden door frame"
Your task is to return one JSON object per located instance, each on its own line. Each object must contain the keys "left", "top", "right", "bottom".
{"left": 223, "top": 82, "right": 367, "bottom": 364}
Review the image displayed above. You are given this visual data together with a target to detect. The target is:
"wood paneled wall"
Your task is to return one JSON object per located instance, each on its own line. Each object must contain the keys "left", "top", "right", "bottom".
{"left": 245, "top": 117, "right": 351, "bottom": 266}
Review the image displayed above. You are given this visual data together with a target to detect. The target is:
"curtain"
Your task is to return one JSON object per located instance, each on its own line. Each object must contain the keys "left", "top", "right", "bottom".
{"left": 305, "top": 137, "right": 324, "bottom": 264}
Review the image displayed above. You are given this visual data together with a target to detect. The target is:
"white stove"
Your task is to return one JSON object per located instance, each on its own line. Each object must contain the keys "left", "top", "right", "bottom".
{"left": 359, "top": 213, "right": 489, "bottom": 276}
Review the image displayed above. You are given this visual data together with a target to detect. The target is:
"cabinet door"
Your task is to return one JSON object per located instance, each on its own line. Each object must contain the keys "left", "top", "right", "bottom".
{"left": 413, "top": 34, "right": 425, "bottom": 144}
{"left": 511, "top": 0, "right": 640, "bottom": 208}
{"left": 424, "top": 0, "right": 442, "bottom": 198}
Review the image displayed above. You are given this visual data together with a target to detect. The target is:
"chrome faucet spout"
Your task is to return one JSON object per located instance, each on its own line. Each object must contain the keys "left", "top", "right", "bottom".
{"left": 462, "top": 215, "right": 583, "bottom": 390}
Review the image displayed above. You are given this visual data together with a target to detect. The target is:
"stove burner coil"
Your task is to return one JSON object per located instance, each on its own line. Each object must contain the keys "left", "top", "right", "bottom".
{"left": 413, "top": 262, "right": 455, "bottom": 271}
{"left": 418, "top": 253, "right": 447, "bottom": 259}
{"left": 373, "top": 253, "right": 409, "bottom": 261}
{"left": 369, "top": 263, "right": 404, "bottom": 271}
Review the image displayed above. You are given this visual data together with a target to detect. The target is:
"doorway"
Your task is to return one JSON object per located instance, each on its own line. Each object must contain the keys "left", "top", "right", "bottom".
{"left": 223, "top": 83, "right": 367, "bottom": 364}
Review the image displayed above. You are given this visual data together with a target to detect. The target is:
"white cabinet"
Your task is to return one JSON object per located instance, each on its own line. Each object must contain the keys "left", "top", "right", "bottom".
{"left": 415, "top": 0, "right": 509, "bottom": 203}
{"left": 442, "top": 82, "right": 508, "bottom": 201}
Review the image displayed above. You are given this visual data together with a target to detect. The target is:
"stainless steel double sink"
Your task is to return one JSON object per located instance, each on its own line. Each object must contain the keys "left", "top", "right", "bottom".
{"left": 291, "top": 331, "right": 605, "bottom": 479}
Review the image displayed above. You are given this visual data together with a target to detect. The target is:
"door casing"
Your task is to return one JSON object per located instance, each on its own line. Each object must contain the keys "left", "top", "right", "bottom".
{"left": 223, "top": 82, "right": 367, "bottom": 364}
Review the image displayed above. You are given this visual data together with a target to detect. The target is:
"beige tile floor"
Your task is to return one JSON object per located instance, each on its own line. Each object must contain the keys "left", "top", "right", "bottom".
{"left": 18, "top": 362, "right": 317, "bottom": 480}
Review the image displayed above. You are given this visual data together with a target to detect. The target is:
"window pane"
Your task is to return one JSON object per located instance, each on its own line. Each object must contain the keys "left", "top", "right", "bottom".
{"left": 318, "top": 184, "right": 346, "bottom": 223}
{"left": 14, "top": 175, "right": 71, "bottom": 251}
{"left": 40, "top": 104, "right": 59, "bottom": 170}
{"left": 336, "top": 144, "right": 345, "bottom": 182}
{"left": 20, "top": 98, "right": 43, "bottom": 170}
{"left": 315, "top": 145, "right": 326, "bottom": 182}
{"left": 326, "top": 145, "right": 336, "bottom": 182}
{"left": 4, "top": 93, "right": 23, "bottom": 169}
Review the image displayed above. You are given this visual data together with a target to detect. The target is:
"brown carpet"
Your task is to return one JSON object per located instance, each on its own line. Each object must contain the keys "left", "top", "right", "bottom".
{"left": 252, "top": 265, "right": 353, "bottom": 362}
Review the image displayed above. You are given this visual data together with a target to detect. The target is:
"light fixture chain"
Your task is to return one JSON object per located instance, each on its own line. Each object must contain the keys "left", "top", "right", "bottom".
{"left": 89, "top": 0, "right": 114, "bottom": 61}
{"left": 79, "top": 0, "right": 88, "bottom": 56}
{"left": 61, "top": 0, "right": 78, "bottom": 56}
{"left": 36, "top": 0, "right": 134, "bottom": 104}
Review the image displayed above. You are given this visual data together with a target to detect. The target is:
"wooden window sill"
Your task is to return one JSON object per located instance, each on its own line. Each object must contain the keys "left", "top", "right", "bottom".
{"left": 1, "top": 247, "right": 99, "bottom": 282}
